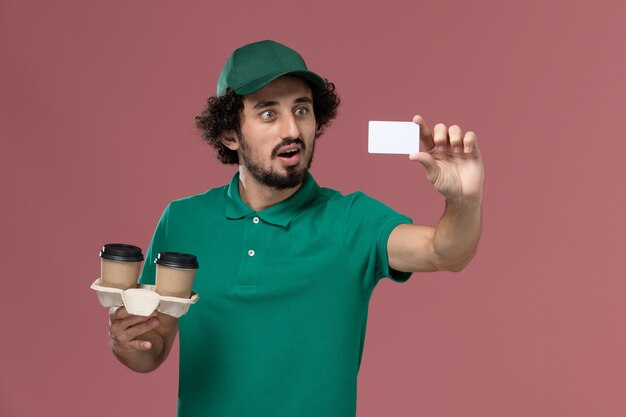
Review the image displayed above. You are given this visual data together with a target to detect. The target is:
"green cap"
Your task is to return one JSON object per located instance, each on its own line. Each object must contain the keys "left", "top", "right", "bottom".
{"left": 217, "top": 40, "right": 326, "bottom": 96}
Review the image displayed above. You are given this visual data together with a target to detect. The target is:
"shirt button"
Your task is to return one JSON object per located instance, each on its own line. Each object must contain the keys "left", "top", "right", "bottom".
{"left": 248, "top": 249, "right": 255, "bottom": 256}
{"left": 253, "top": 217, "right": 260, "bottom": 224}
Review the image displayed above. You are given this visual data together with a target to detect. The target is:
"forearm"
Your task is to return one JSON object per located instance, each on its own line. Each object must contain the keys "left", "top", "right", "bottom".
{"left": 432, "top": 197, "right": 482, "bottom": 271}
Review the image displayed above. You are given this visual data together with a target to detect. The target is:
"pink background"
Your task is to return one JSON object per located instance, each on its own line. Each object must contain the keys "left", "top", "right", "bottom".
{"left": 2, "top": 1, "right": 625, "bottom": 416}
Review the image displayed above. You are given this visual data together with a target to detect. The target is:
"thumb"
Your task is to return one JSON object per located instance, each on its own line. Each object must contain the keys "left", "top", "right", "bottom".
{"left": 409, "top": 152, "right": 439, "bottom": 183}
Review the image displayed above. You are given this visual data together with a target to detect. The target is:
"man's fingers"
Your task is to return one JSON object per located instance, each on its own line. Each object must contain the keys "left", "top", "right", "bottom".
{"left": 109, "top": 306, "right": 131, "bottom": 320}
{"left": 109, "top": 305, "right": 160, "bottom": 352}
{"left": 409, "top": 152, "right": 439, "bottom": 183}
{"left": 112, "top": 337, "right": 152, "bottom": 351}
{"left": 114, "top": 317, "right": 160, "bottom": 343}
{"left": 448, "top": 125, "right": 463, "bottom": 153}
{"left": 433, "top": 123, "right": 448, "bottom": 150}
{"left": 463, "top": 131, "right": 478, "bottom": 154}
{"left": 412, "top": 115, "right": 435, "bottom": 151}
{"left": 129, "top": 316, "right": 159, "bottom": 339}
{"left": 111, "top": 306, "right": 159, "bottom": 321}
{"left": 116, "top": 313, "right": 158, "bottom": 331}
{"left": 413, "top": 116, "right": 479, "bottom": 156}
{"left": 110, "top": 306, "right": 157, "bottom": 327}
{"left": 128, "top": 339, "right": 153, "bottom": 351}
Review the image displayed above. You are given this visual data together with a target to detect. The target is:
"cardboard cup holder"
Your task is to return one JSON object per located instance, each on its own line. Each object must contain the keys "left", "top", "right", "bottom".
{"left": 90, "top": 278, "right": 199, "bottom": 318}
{"left": 122, "top": 288, "right": 161, "bottom": 316}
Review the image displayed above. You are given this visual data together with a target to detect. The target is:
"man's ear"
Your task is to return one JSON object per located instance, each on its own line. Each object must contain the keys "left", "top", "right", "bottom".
{"left": 219, "top": 130, "right": 240, "bottom": 151}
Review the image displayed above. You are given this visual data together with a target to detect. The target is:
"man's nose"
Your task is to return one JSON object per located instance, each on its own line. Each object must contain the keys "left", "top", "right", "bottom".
{"left": 280, "top": 113, "right": 301, "bottom": 139}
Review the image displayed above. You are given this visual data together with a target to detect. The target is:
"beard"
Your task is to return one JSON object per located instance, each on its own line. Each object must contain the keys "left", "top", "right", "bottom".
{"left": 239, "top": 135, "right": 315, "bottom": 190}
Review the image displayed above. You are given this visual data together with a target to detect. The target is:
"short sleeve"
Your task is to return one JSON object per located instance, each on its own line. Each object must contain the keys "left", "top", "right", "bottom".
{"left": 138, "top": 204, "right": 171, "bottom": 286}
{"left": 341, "top": 192, "right": 413, "bottom": 288}
{"left": 377, "top": 219, "right": 413, "bottom": 283}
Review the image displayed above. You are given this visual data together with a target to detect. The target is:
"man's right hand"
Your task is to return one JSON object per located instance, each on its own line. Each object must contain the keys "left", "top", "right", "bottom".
{"left": 108, "top": 306, "right": 178, "bottom": 372}
{"left": 109, "top": 307, "right": 160, "bottom": 352}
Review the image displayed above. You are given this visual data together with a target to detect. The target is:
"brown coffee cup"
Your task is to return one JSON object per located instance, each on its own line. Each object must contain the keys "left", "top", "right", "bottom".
{"left": 100, "top": 244, "right": 144, "bottom": 290}
{"left": 154, "top": 252, "right": 199, "bottom": 298}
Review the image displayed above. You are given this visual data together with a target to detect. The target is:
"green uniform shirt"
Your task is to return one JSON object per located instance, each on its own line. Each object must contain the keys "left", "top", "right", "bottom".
{"left": 139, "top": 172, "right": 413, "bottom": 417}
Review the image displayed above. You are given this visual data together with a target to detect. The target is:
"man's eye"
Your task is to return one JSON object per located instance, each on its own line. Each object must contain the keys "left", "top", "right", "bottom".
{"left": 295, "top": 107, "right": 309, "bottom": 116}
{"left": 260, "top": 110, "right": 275, "bottom": 119}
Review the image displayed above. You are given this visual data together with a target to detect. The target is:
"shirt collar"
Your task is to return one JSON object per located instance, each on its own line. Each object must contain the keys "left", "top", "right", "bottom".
{"left": 226, "top": 172, "right": 319, "bottom": 228}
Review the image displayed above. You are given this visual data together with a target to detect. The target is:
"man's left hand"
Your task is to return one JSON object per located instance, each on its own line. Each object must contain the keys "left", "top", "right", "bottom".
{"left": 409, "top": 115, "right": 484, "bottom": 202}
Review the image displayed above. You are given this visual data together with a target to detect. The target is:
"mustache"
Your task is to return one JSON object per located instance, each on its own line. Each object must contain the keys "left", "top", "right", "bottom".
{"left": 271, "top": 138, "right": 305, "bottom": 158}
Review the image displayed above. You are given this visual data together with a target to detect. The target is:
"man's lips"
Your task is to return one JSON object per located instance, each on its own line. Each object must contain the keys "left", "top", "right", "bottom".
{"left": 277, "top": 151, "right": 301, "bottom": 167}
{"left": 272, "top": 138, "right": 304, "bottom": 158}
{"left": 274, "top": 145, "right": 301, "bottom": 167}
{"left": 276, "top": 144, "right": 302, "bottom": 157}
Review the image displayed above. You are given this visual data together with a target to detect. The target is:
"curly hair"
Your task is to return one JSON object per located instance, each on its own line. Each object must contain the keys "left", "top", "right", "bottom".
{"left": 194, "top": 80, "right": 340, "bottom": 165}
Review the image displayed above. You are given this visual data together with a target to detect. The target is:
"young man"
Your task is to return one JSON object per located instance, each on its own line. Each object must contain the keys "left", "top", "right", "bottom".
{"left": 108, "top": 40, "right": 483, "bottom": 416}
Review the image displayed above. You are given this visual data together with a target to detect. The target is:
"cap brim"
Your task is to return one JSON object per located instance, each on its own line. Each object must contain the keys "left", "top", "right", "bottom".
{"left": 234, "top": 70, "right": 326, "bottom": 95}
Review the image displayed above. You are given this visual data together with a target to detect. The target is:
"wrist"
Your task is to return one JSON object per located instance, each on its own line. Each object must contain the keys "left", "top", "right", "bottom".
{"left": 445, "top": 195, "right": 483, "bottom": 209}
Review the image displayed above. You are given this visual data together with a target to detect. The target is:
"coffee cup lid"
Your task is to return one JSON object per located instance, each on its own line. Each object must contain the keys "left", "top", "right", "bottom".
{"left": 100, "top": 243, "right": 144, "bottom": 262}
{"left": 155, "top": 252, "right": 199, "bottom": 269}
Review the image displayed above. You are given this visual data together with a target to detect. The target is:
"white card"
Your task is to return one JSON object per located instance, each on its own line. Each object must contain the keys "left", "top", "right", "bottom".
{"left": 368, "top": 121, "right": 420, "bottom": 154}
